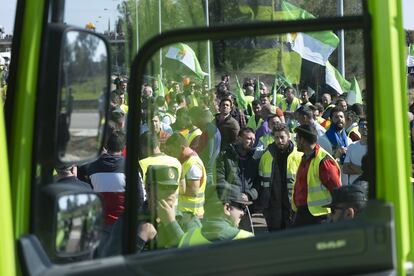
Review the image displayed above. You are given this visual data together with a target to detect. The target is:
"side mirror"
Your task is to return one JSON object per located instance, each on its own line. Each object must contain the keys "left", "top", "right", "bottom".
{"left": 55, "top": 193, "right": 103, "bottom": 258}
{"left": 38, "top": 25, "right": 110, "bottom": 167}
{"left": 36, "top": 184, "right": 104, "bottom": 262}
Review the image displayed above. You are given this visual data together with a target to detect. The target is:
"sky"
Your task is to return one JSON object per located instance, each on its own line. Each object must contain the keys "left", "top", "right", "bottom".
{"left": 1, "top": 1, "right": 414, "bottom": 35}
{"left": 0, "top": 0, "right": 121, "bottom": 35}
{"left": 0, "top": 0, "right": 17, "bottom": 34}
{"left": 403, "top": 0, "right": 414, "bottom": 30}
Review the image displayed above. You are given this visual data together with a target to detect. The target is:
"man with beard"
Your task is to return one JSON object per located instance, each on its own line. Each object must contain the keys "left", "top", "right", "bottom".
{"left": 216, "top": 128, "right": 259, "bottom": 231}
{"left": 258, "top": 123, "right": 302, "bottom": 231}
{"left": 318, "top": 106, "right": 352, "bottom": 165}
{"left": 292, "top": 124, "right": 341, "bottom": 227}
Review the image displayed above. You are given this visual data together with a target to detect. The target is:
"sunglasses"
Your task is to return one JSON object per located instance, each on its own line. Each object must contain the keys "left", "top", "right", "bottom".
{"left": 230, "top": 202, "right": 248, "bottom": 211}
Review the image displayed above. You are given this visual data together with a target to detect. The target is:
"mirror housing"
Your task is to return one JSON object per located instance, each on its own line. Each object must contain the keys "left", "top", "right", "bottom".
{"left": 36, "top": 184, "right": 103, "bottom": 262}
{"left": 38, "top": 24, "right": 111, "bottom": 167}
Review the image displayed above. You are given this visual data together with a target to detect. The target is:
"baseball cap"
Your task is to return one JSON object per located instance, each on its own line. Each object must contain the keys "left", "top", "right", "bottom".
{"left": 110, "top": 107, "right": 125, "bottom": 121}
{"left": 294, "top": 124, "right": 318, "bottom": 139}
{"left": 215, "top": 183, "right": 252, "bottom": 205}
{"left": 325, "top": 185, "right": 368, "bottom": 208}
{"left": 145, "top": 165, "right": 179, "bottom": 187}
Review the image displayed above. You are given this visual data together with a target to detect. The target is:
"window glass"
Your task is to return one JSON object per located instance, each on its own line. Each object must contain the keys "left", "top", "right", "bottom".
{"left": 133, "top": 28, "right": 368, "bottom": 252}
{"left": 61, "top": 0, "right": 369, "bottom": 260}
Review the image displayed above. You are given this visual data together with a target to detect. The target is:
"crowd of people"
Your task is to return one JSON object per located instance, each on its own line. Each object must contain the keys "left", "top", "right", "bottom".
{"left": 57, "top": 73, "right": 370, "bottom": 256}
{"left": 0, "top": 61, "right": 8, "bottom": 103}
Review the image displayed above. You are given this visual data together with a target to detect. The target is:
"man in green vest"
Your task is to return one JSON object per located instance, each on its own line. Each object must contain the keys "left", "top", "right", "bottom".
{"left": 178, "top": 183, "right": 254, "bottom": 247}
{"left": 246, "top": 99, "right": 263, "bottom": 131}
{"left": 278, "top": 87, "right": 301, "bottom": 115}
{"left": 278, "top": 87, "right": 301, "bottom": 132}
{"left": 291, "top": 124, "right": 341, "bottom": 227}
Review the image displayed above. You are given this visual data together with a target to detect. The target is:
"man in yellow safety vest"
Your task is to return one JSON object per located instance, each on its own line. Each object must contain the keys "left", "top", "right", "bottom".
{"left": 165, "top": 133, "right": 207, "bottom": 222}
{"left": 291, "top": 124, "right": 341, "bottom": 227}
{"left": 258, "top": 123, "right": 302, "bottom": 231}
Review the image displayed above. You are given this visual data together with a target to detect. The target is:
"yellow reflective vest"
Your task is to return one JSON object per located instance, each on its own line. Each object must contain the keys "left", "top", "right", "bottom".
{"left": 259, "top": 145, "right": 302, "bottom": 195}
{"left": 278, "top": 97, "right": 301, "bottom": 112}
{"left": 346, "top": 124, "right": 361, "bottom": 140}
{"left": 186, "top": 127, "right": 202, "bottom": 145}
{"left": 292, "top": 147, "right": 339, "bottom": 216}
{"left": 259, "top": 134, "right": 274, "bottom": 150}
{"left": 178, "top": 155, "right": 206, "bottom": 217}
{"left": 139, "top": 154, "right": 182, "bottom": 184}
{"left": 178, "top": 227, "right": 253, "bottom": 247}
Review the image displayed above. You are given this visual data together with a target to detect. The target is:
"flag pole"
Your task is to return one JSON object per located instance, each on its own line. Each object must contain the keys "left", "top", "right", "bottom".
{"left": 337, "top": 0, "right": 345, "bottom": 77}
{"left": 205, "top": 0, "right": 212, "bottom": 89}
{"left": 158, "top": 0, "right": 163, "bottom": 79}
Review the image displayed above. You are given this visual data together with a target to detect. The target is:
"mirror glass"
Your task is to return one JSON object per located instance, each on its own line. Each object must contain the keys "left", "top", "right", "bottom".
{"left": 57, "top": 30, "right": 109, "bottom": 163}
{"left": 55, "top": 193, "right": 103, "bottom": 256}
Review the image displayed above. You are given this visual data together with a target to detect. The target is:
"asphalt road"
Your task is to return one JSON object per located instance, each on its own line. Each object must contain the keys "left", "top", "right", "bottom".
{"left": 70, "top": 111, "right": 100, "bottom": 132}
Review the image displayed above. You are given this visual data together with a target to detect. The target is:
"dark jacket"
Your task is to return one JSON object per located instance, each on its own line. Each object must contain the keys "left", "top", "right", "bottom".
{"left": 215, "top": 114, "right": 240, "bottom": 149}
{"left": 57, "top": 176, "right": 93, "bottom": 190}
{"left": 216, "top": 144, "right": 259, "bottom": 201}
{"left": 262, "top": 141, "right": 295, "bottom": 230}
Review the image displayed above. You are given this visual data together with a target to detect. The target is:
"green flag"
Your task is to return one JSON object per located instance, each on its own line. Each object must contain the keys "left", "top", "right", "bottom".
{"left": 346, "top": 77, "right": 362, "bottom": 105}
{"left": 325, "top": 61, "right": 351, "bottom": 95}
{"left": 235, "top": 75, "right": 248, "bottom": 111}
{"left": 282, "top": 1, "right": 339, "bottom": 66}
{"left": 164, "top": 43, "right": 208, "bottom": 80}
{"left": 255, "top": 76, "right": 261, "bottom": 100}
{"left": 157, "top": 74, "right": 165, "bottom": 97}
